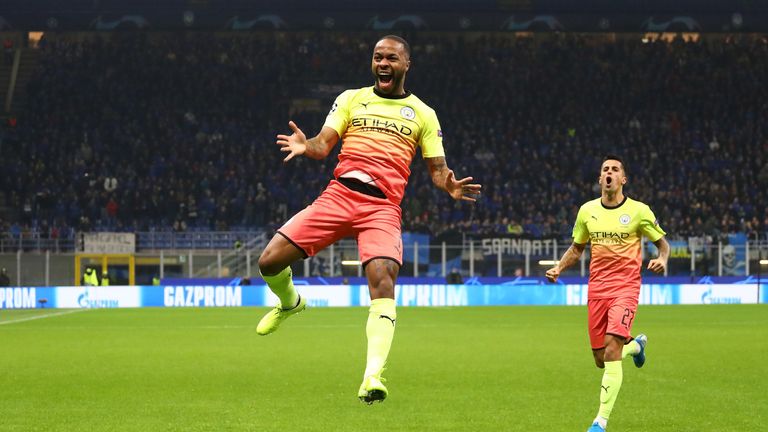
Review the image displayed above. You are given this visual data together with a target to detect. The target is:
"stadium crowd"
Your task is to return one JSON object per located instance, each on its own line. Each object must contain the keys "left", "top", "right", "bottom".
{"left": 1, "top": 32, "right": 766, "bottom": 244}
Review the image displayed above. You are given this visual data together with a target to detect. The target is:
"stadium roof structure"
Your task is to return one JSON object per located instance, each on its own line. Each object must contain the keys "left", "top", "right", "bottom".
{"left": 1, "top": 0, "right": 766, "bottom": 31}
{"left": 4, "top": 0, "right": 766, "bottom": 13}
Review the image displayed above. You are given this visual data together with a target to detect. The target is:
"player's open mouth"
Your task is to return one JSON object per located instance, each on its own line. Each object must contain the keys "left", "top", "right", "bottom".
{"left": 606, "top": 176, "right": 613, "bottom": 185}
{"left": 378, "top": 73, "right": 393, "bottom": 87}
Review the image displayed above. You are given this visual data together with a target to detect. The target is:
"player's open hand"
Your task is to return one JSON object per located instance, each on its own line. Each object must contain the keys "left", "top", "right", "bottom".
{"left": 647, "top": 258, "right": 667, "bottom": 274}
{"left": 545, "top": 267, "right": 560, "bottom": 283}
{"left": 445, "top": 170, "right": 482, "bottom": 202}
{"left": 276, "top": 121, "right": 308, "bottom": 162}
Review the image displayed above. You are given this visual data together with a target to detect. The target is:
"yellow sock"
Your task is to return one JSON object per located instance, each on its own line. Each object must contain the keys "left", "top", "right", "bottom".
{"left": 363, "top": 298, "right": 397, "bottom": 378}
{"left": 622, "top": 340, "right": 640, "bottom": 359}
{"left": 260, "top": 267, "right": 298, "bottom": 309}
{"left": 597, "top": 360, "right": 624, "bottom": 421}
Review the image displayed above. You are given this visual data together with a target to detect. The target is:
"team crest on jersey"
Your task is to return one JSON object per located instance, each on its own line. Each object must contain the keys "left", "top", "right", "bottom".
{"left": 400, "top": 106, "right": 416, "bottom": 120}
{"left": 619, "top": 214, "right": 631, "bottom": 225}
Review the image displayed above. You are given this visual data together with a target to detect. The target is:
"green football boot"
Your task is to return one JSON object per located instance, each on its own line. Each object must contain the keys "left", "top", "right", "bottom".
{"left": 256, "top": 295, "right": 307, "bottom": 335}
{"left": 358, "top": 374, "right": 388, "bottom": 404}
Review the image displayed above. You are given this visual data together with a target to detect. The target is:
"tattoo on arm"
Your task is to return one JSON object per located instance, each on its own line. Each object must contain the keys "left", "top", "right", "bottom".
{"left": 304, "top": 136, "right": 328, "bottom": 159}
{"left": 654, "top": 237, "right": 670, "bottom": 261}
{"left": 303, "top": 127, "right": 338, "bottom": 159}
{"left": 557, "top": 243, "right": 586, "bottom": 271}
{"left": 428, "top": 158, "right": 450, "bottom": 191}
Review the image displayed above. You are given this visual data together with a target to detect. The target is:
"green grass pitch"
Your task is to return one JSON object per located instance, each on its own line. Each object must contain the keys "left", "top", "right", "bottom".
{"left": 1, "top": 305, "right": 766, "bottom": 431}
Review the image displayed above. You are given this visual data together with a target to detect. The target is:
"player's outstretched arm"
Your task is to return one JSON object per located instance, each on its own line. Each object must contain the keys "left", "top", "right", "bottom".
{"left": 545, "top": 242, "right": 586, "bottom": 283}
{"left": 276, "top": 122, "right": 339, "bottom": 162}
{"left": 425, "top": 157, "right": 482, "bottom": 202}
{"left": 647, "top": 237, "right": 670, "bottom": 274}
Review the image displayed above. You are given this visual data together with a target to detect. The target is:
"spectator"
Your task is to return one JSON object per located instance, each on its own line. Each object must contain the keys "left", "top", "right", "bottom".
{"left": 506, "top": 219, "right": 524, "bottom": 235}
{"left": 172, "top": 216, "right": 187, "bottom": 232}
{"left": 0, "top": 32, "right": 764, "bottom": 243}
{"left": 83, "top": 267, "right": 99, "bottom": 286}
{"left": 2, "top": 38, "right": 13, "bottom": 65}
{"left": 446, "top": 268, "right": 463, "bottom": 284}
{"left": 0, "top": 268, "right": 10, "bottom": 286}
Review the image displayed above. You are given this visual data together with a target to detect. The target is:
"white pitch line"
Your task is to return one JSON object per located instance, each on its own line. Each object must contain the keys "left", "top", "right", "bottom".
{"left": 0, "top": 309, "right": 88, "bottom": 326}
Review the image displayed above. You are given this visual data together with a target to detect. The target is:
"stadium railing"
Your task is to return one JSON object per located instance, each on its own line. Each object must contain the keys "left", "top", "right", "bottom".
{"left": 0, "top": 241, "right": 765, "bottom": 286}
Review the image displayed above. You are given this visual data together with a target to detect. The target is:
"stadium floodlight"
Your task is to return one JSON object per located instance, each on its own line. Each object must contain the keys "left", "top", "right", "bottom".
{"left": 760, "top": 259, "right": 768, "bottom": 265}
{"left": 538, "top": 260, "right": 559, "bottom": 266}
{"left": 341, "top": 260, "right": 362, "bottom": 266}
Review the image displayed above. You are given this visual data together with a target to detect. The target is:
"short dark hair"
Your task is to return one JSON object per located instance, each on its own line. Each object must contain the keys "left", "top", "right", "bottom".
{"left": 379, "top": 35, "right": 411, "bottom": 58}
{"left": 602, "top": 154, "right": 627, "bottom": 175}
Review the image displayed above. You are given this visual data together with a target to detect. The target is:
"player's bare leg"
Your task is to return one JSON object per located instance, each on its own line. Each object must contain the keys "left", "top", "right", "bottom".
{"left": 358, "top": 258, "right": 399, "bottom": 404}
{"left": 592, "top": 347, "right": 606, "bottom": 369}
{"left": 258, "top": 234, "right": 306, "bottom": 276}
{"left": 256, "top": 234, "right": 307, "bottom": 335}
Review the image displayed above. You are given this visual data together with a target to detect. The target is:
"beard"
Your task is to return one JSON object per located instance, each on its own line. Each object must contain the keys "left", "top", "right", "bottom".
{"left": 373, "top": 69, "right": 405, "bottom": 94}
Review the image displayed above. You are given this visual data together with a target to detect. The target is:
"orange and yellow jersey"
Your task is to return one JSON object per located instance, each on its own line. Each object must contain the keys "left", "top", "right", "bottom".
{"left": 572, "top": 196, "right": 666, "bottom": 299}
{"left": 323, "top": 86, "right": 445, "bottom": 205}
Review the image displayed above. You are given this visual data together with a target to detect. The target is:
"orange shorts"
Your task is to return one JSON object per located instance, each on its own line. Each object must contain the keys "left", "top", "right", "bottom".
{"left": 587, "top": 296, "right": 638, "bottom": 349}
{"left": 277, "top": 180, "right": 403, "bottom": 266}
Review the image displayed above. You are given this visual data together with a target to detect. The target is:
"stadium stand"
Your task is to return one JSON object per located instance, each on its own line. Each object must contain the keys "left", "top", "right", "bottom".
{"left": 1, "top": 32, "right": 766, "bottom": 246}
